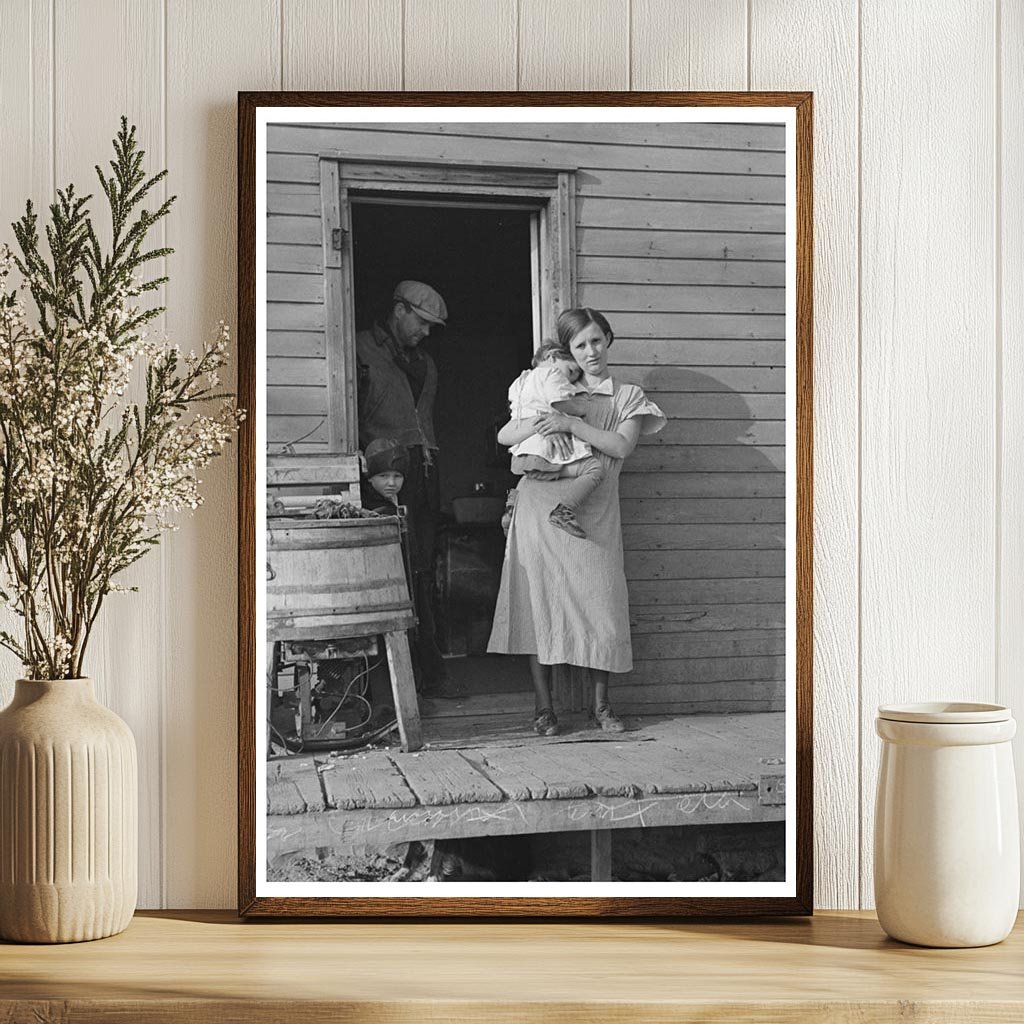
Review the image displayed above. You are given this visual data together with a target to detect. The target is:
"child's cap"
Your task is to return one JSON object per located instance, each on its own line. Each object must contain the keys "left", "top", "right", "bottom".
{"left": 365, "top": 438, "right": 409, "bottom": 478}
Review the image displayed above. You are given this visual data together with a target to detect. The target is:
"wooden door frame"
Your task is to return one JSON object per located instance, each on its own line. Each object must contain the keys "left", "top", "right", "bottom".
{"left": 317, "top": 154, "right": 578, "bottom": 452}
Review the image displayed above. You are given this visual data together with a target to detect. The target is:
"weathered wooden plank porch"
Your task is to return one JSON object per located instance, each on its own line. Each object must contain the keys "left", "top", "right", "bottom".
{"left": 267, "top": 711, "right": 785, "bottom": 880}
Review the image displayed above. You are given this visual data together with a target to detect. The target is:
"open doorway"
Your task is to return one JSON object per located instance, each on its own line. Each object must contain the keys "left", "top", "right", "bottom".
{"left": 351, "top": 199, "right": 535, "bottom": 696}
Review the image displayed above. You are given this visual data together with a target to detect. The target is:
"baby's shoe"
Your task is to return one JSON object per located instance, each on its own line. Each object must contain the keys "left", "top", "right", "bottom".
{"left": 549, "top": 503, "right": 585, "bottom": 539}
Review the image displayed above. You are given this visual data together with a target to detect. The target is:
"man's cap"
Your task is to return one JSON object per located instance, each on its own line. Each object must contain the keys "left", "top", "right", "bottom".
{"left": 393, "top": 280, "right": 447, "bottom": 325}
{"left": 364, "top": 437, "right": 409, "bottom": 478}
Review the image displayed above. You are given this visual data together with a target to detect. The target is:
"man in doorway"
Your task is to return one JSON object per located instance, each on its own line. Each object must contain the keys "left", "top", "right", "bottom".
{"left": 356, "top": 280, "right": 455, "bottom": 698}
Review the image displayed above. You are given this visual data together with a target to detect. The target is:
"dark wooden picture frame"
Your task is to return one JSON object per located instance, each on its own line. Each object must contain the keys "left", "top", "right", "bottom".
{"left": 238, "top": 91, "right": 813, "bottom": 917}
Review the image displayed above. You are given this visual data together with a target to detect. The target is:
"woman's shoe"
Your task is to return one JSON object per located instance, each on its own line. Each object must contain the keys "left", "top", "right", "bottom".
{"left": 549, "top": 503, "right": 586, "bottom": 538}
{"left": 593, "top": 704, "right": 625, "bottom": 733}
{"left": 534, "top": 708, "right": 560, "bottom": 736}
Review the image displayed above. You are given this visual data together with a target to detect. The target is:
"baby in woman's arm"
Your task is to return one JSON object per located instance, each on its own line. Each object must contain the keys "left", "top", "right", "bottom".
{"left": 506, "top": 341, "right": 604, "bottom": 539}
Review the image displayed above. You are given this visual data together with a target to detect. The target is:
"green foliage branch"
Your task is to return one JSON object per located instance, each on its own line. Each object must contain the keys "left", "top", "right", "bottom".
{"left": 0, "top": 118, "right": 242, "bottom": 679}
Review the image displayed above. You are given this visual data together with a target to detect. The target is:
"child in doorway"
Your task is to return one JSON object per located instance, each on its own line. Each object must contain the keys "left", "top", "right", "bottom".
{"left": 506, "top": 340, "right": 604, "bottom": 539}
{"left": 360, "top": 437, "right": 409, "bottom": 512}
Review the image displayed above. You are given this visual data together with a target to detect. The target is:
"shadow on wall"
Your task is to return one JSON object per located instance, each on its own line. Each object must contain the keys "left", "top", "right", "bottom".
{"left": 619, "top": 364, "right": 785, "bottom": 497}
{"left": 611, "top": 365, "right": 787, "bottom": 716}
{"left": 160, "top": 99, "right": 241, "bottom": 902}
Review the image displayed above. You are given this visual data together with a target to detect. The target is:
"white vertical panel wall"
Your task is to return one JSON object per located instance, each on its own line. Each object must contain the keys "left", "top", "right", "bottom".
{"left": 0, "top": 10, "right": 51, "bottom": 677}
{"left": 750, "top": 0, "right": 860, "bottom": 913}
{"left": 1002, "top": 0, "right": 1024, "bottom": 895}
{"left": 859, "top": 1, "right": 999, "bottom": 909}
{"left": 56, "top": 0, "right": 168, "bottom": 910}
{"left": 162, "top": 0, "right": 280, "bottom": 909}
{"left": 0, "top": 0, "right": 1018, "bottom": 910}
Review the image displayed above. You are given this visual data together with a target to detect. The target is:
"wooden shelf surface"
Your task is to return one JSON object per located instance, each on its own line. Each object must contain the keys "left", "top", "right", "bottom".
{"left": 2, "top": 910, "right": 1023, "bottom": 1022}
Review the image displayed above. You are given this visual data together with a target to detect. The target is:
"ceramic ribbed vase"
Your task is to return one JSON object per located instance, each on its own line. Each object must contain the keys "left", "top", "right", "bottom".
{"left": 0, "top": 678, "right": 137, "bottom": 942}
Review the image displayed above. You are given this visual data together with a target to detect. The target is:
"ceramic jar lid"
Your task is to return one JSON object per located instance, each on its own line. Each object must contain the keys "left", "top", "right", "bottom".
{"left": 877, "top": 701, "right": 1011, "bottom": 724}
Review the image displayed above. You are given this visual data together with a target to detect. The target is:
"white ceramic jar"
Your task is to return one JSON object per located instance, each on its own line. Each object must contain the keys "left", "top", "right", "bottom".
{"left": 874, "top": 702, "right": 1019, "bottom": 947}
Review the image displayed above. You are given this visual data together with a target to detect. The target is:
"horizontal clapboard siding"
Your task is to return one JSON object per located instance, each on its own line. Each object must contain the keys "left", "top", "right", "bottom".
{"left": 268, "top": 303, "right": 325, "bottom": 330}
{"left": 266, "top": 177, "right": 326, "bottom": 456}
{"left": 266, "top": 171, "right": 328, "bottom": 452}
{"left": 268, "top": 331, "right": 325, "bottom": 357}
{"left": 269, "top": 416, "right": 328, "bottom": 446}
{"left": 620, "top": 473, "right": 784, "bottom": 498}
{"left": 620, "top": 498, "right": 785, "bottom": 523}
{"left": 633, "top": 630, "right": 785, "bottom": 659}
{"left": 318, "top": 121, "right": 787, "bottom": 150}
{"left": 578, "top": 228, "right": 784, "bottom": 261}
{"left": 630, "top": 657, "right": 784, "bottom": 684}
{"left": 268, "top": 124, "right": 785, "bottom": 174}
{"left": 610, "top": 339, "right": 783, "bottom": 365}
{"left": 267, "top": 214, "right": 320, "bottom": 244}
{"left": 580, "top": 282, "right": 785, "bottom": 314}
{"left": 628, "top": 578, "right": 783, "bottom": 605}
{"left": 625, "top": 550, "right": 785, "bottom": 580}
{"left": 614, "top": 366, "right": 784, "bottom": 391}
{"left": 576, "top": 169, "right": 784, "bottom": 204}
{"left": 605, "top": 312, "right": 785, "bottom": 338}
{"left": 630, "top": 605, "right": 786, "bottom": 633}
{"left": 625, "top": 446, "right": 785, "bottom": 473}
{"left": 622, "top": 524, "right": 784, "bottom": 550}
{"left": 463, "top": 686, "right": 785, "bottom": 720}
{"left": 267, "top": 120, "right": 786, "bottom": 715}
{"left": 268, "top": 243, "right": 323, "bottom": 273}
{"left": 575, "top": 197, "right": 784, "bottom": 233}
{"left": 268, "top": 386, "right": 327, "bottom": 415}
{"left": 578, "top": 256, "right": 784, "bottom": 287}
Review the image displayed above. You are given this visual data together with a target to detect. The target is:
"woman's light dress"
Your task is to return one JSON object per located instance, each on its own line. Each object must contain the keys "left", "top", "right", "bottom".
{"left": 487, "top": 380, "right": 665, "bottom": 673}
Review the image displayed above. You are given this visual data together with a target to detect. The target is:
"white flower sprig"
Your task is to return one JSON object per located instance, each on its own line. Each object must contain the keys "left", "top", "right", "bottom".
{"left": 0, "top": 119, "right": 242, "bottom": 679}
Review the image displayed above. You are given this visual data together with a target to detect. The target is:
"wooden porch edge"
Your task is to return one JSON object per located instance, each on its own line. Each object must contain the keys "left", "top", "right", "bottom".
{"left": 268, "top": 788, "right": 786, "bottom": 859}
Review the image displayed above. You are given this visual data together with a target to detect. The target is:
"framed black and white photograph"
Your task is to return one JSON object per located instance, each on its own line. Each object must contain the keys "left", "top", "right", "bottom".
{"left": 237, "top": 92, "right": 812, "bottom": 917}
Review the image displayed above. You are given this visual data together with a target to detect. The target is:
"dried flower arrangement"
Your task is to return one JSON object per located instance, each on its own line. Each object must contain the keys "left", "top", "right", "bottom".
{"left": 0, "top": 118, "right": 242, "bottom": 679}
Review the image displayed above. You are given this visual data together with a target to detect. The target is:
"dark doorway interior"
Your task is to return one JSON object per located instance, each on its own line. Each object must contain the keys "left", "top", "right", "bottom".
{"left": 351, "top": 200, "right": 535, "bottom": 695}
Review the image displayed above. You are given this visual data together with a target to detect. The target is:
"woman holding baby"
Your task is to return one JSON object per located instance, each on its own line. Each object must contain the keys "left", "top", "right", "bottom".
{"left": 487, "top": 307, "right": 665, "bottom": 737}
